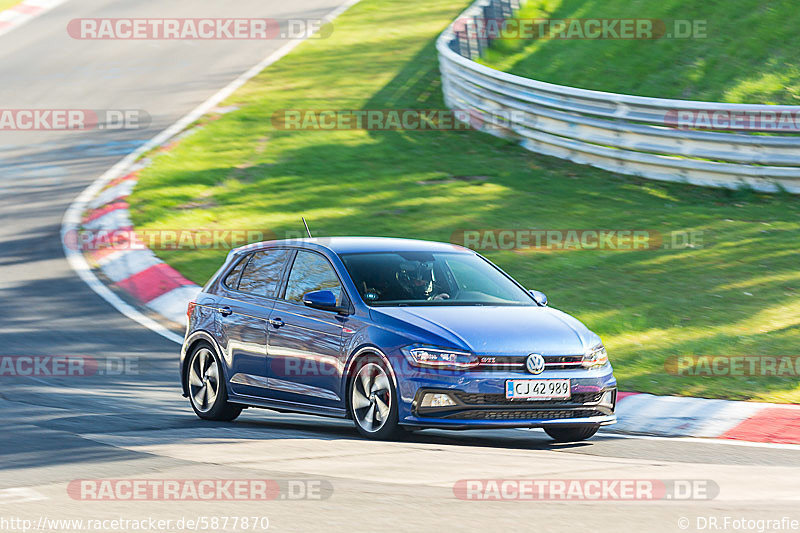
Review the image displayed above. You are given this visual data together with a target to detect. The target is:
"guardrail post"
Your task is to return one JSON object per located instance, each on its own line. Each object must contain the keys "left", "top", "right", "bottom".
{"left": 498, "top": 0, "right": 513, "bottom": 19}
{"left": 465, "top": 19, "right": 479, "bottom": 59}
{"left": 474, "top": 15, "right": 488, "bottom": 55}
{"left": 452, "top": 25, "right": 467, "bottom": 56}
{"left": 481, "top": 3, "right": 495, "bottom": 46}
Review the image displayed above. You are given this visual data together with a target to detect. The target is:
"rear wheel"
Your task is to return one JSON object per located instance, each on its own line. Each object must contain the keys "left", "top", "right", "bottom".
{"left": 544, "top": 424, "right": 599, "bottom": 442}
{"left": 187, "top": 343, "right": 242, "bottom": 421}
{"left": 348, "top": 357, "right": 402, "bottom": 440}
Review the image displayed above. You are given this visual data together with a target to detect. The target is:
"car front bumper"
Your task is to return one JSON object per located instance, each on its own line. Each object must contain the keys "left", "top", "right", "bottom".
{"left": 394, "top": 364, "right": 617, "bottom": 429}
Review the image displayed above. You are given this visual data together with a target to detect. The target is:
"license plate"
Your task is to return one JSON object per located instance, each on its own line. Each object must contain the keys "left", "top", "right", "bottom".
{"left": 505, "top": 379, "right": 571, "bottom": 400}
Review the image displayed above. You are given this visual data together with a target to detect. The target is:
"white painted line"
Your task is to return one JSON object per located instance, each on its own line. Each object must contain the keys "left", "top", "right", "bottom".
{"left": 0, "top": 487, "right": 48, "bottom": 505}
{"left": 597, "top": 431, "right": 800, "bottom": 451}
{"left": 518, "top": 393, "right": 795, "bottom": 445}
{"left": 0, "top": 10, "right": 22, "bottom": 22}
{"left": 61, "top": 0, "right": 363, "bottom": 345}
{"left": 519, "top": 427, "right": 800, "bottom": 449}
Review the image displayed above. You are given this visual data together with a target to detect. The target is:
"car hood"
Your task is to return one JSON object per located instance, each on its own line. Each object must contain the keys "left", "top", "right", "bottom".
{"left": 371, "top": 305, "right": 599, "bottom": 356}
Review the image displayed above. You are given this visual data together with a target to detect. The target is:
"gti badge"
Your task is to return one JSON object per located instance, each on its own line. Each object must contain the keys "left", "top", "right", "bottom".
{"left": 526, "top": 353, "right": 546, "bottom": 375}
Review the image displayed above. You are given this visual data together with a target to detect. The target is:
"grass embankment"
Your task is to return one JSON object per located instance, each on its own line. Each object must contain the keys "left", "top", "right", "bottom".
{"left": 128, "top": 0, "right": 800, "bottom": 402}
{"left": 481, "top": 0, "right": 800, "bottom": 103}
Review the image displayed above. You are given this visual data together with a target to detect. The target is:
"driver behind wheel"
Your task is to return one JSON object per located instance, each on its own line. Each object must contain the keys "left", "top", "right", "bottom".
{"left": 396, "top": 260, "right": 434, "bottom": 300}
{"left": 396, "top": 260, "right": 450, "bottom": 300}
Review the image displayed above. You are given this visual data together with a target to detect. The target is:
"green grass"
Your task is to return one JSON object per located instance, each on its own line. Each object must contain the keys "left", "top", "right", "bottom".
{"left": 481, "top": 0, "right": 800, "bottom": 103}
{"left": 127, "top": 0, "right": 800, "bottom": 403}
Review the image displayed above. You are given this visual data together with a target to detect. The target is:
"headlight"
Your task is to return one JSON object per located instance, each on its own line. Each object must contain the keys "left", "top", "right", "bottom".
{"left": 402, "top": 345, "right": 479, "bottom": 370}
{"left": 582, "top": 343, "right": 609, "bottom": 368}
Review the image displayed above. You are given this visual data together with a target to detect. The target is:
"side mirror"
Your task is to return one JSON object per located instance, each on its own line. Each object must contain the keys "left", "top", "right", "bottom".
{"left": 302, "top": 290, "right": 340, "bottom": 312}
{"left": 529, "top": 289, "right": 548, "bottom": 307}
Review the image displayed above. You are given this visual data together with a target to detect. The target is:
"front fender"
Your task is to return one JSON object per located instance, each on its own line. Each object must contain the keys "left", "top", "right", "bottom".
{"left": 339, "top": 344, "right": 402, "bottom": 417}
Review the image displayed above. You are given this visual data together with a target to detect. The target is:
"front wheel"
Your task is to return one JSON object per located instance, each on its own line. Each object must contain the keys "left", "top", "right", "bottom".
{"left": 544, "top": 424, "right": 599, "bottom": 442}
{"left": 187, "top": 343, "right": 242, "bottom": 422}
{"left": 348, "top": 357, "right": 402, "bottom": 440}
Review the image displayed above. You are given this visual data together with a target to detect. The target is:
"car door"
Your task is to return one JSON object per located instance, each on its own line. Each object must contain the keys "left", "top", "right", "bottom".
{"left": 266, "top": 249, "right": 348, "bottom": 409}
{"left": 215, "top": 248, "right": 291, "bottom": 399}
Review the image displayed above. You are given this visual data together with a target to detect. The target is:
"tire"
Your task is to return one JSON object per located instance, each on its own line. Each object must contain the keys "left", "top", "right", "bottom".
{"left": 186, "top": 342, "right": 242, "bottom": 422}
{"left": 544, "top": 424, "right": 599, "bottom": 442}
{"left": 348, "top": 356, "right": 403, "bottom": 440}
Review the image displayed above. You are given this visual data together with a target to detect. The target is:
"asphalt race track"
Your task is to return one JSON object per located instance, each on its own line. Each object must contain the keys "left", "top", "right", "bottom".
{"left": 1, "top": 1, "right": 799, "bottom": 532}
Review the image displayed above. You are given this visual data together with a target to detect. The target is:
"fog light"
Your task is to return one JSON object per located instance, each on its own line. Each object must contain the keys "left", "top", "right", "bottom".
{"left": 421, "top": 393, "right": 456, "bottom": 408}
{"left": 599, "top": 390, "right": 615, "bottom": 407}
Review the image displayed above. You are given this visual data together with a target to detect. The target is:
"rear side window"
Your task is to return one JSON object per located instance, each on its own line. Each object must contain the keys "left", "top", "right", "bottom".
{"left": 237, "top": 249, "right": 290, "bottom": 297}
{"left": 222, "top": 254, "right": 249, "bottom": 289}
{"left": 284, "top": 250, "right": 344, "bottom": 306}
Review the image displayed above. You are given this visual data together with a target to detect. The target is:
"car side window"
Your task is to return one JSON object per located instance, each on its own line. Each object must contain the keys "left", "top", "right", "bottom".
{"left": 237, "top": 249, "right": 290, "bottom": 297}
{"left": 284, "top": 251, "right": 344, "bottom": 306}
{"left": 222, "top": 254, "right": 250, "bottom": 289}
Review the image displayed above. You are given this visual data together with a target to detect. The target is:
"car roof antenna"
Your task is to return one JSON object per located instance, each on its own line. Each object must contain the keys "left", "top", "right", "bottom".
{"left": 302, "top": 217, "right": 313, "bottom": 238}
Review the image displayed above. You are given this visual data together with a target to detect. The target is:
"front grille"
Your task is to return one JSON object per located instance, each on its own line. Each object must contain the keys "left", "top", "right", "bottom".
{"left": 477, "top": 355, "right": 584, "bottom": 371}
{"left": 544, "top": 355, "right": 584, "bottom": 369}
{"left": 444, "top": 409, "right": 605, "bottom": 420}
{"left": 453, "top": 391, "right": 602, "bottom": 406}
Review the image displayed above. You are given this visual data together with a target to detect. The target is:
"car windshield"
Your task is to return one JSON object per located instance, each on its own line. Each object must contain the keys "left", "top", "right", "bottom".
{"left": 339, "top": 251, "right": 535, "bottom": 306}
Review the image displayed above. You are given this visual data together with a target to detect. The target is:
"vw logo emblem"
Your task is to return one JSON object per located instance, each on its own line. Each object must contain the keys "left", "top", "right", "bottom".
{"left": 526, "top": 353, "right": 546, "bottom": 375}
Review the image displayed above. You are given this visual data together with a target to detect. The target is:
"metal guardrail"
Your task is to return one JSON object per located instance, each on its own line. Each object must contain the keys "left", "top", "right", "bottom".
{"left": 438, "top": 0, "right": 800, "bottom": 193}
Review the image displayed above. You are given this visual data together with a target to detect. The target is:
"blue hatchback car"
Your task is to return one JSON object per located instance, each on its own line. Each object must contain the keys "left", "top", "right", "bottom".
{"left": 181, "top": 237, "right": 617, "bottom": 442}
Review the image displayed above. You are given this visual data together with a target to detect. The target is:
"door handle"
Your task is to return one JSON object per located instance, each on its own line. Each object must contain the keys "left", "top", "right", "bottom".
{"left": 269, "top": 317, "right": 284, "bottom": 328}
{"left": 218, "top": 306, "right": 233, "bottom": 316}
